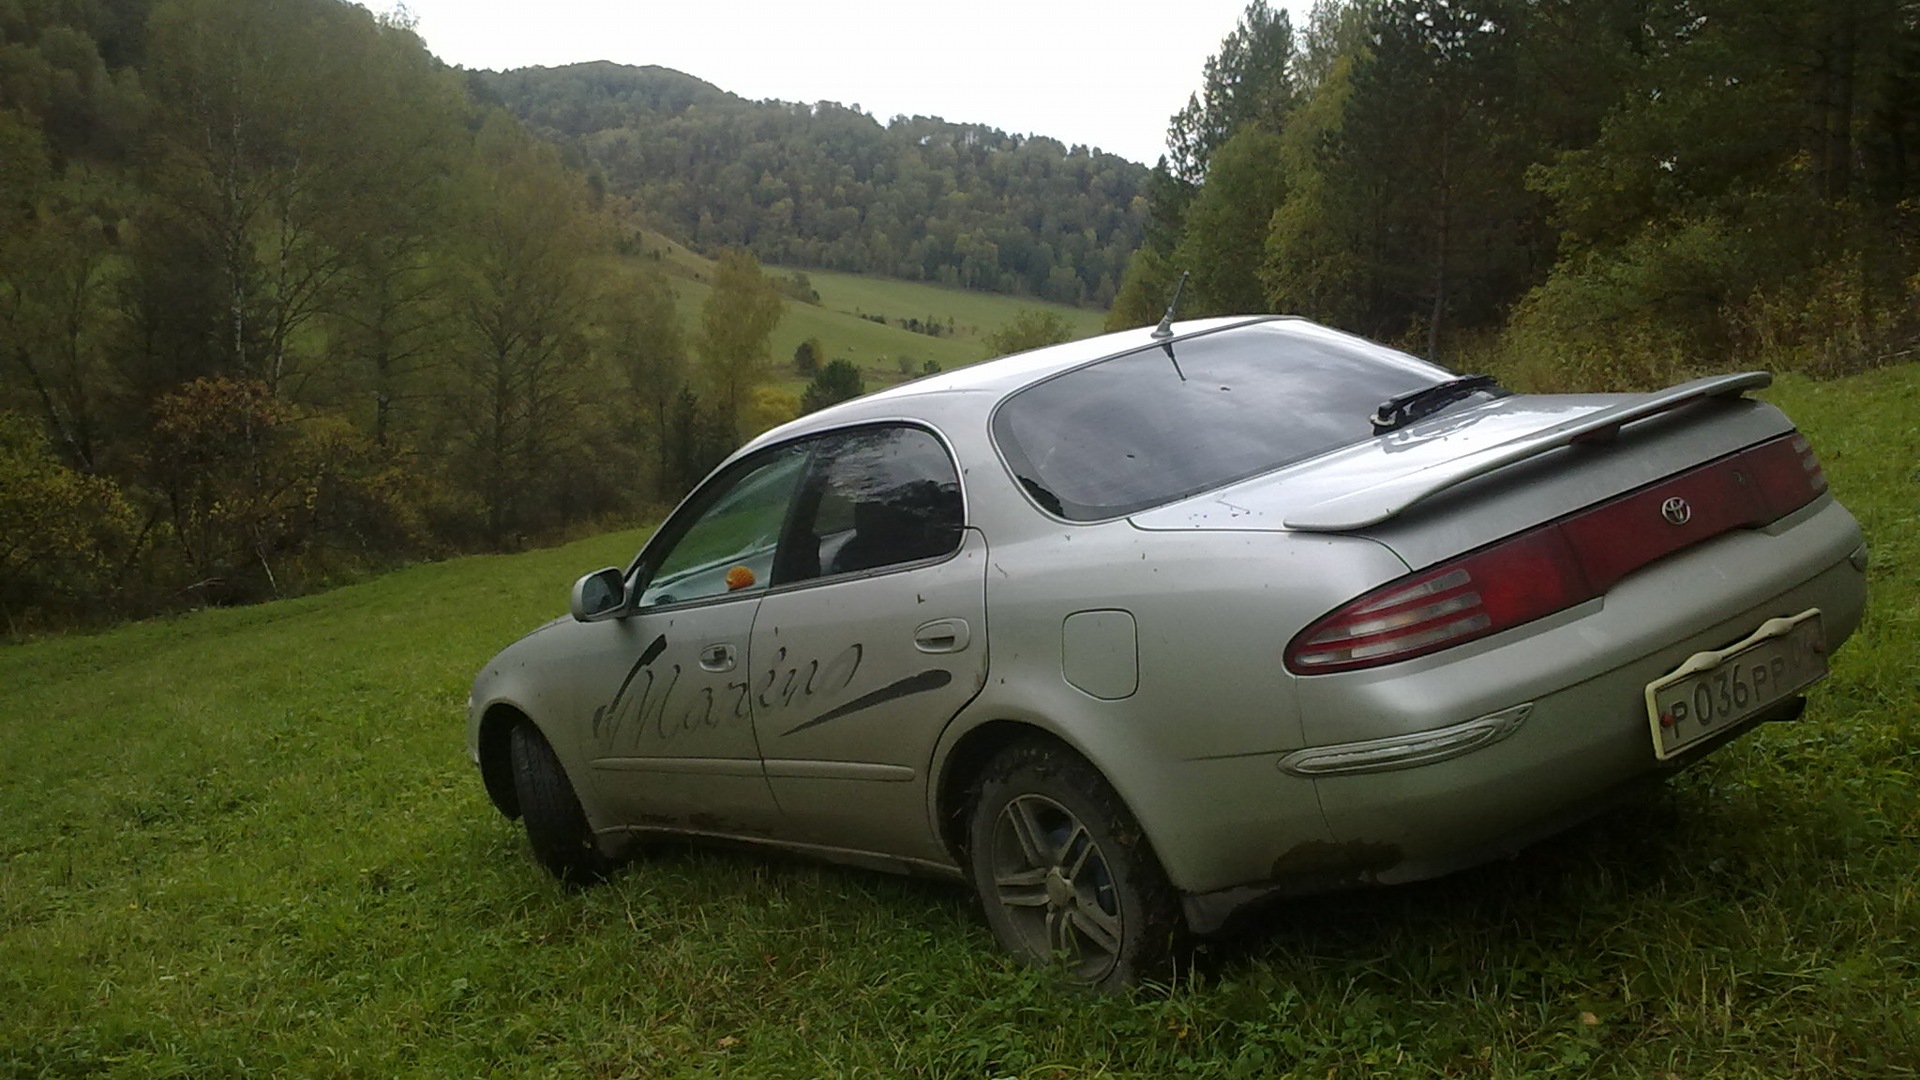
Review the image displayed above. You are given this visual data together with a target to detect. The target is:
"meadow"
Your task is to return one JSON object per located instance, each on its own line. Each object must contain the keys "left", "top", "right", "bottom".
{"left": 635, "top": 234, "right": 1108, "bottom": 397}
{"left": 1, "top": 365, "right": 1914, "bottom": 1077}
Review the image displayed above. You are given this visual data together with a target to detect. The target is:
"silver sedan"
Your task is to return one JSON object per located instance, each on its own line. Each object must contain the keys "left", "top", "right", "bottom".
{"left": 468, "top": 316, "right": 1868, "bottom": 988}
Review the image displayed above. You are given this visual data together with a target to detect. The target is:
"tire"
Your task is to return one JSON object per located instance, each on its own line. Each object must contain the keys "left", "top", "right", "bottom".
{"left": 966, "top": 740, "right": 1184, "bottom": 989}
{"left": 509, "top": 722, "right": 612, "bottom": 886}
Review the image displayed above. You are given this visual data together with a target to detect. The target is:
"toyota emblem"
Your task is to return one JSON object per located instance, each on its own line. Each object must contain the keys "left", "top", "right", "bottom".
{"left": 1661, "top": 496, "right": 1692, "bottom": 526}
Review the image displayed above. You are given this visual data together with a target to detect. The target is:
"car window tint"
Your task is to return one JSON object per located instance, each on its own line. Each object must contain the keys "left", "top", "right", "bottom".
{"left": 779, "top": 426, "right": 963, "bottom": 584}
{"left": 638, "top": 445, "right": 809, "bottom": 607}
{"left": 992, "top": 321, "right": 1450, "bottom": 521}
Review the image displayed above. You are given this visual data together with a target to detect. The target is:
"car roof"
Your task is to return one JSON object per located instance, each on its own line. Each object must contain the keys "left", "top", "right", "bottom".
{"left": 741, "top": 315, "right": 1285, "bottom": 453}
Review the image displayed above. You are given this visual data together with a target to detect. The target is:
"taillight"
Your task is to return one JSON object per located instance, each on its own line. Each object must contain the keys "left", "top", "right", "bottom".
{"left": 1745, "top": 433, "right": 1827, "bottom": 518}
{"left": 1285, "top": 432, "right": 1830, "bottom": 675}
{"left": 1287, "top": 528, "right": 1588, "bottom": 673}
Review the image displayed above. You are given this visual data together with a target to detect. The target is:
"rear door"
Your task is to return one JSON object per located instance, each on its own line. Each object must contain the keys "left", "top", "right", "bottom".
{"left": 747, "top": 424, "right": 988, "bottom": 862}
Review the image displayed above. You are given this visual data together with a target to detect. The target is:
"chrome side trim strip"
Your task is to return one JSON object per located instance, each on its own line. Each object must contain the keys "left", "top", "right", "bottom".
{"left": 590, "top": 756, "right": 765, "bottom": 777}
{"left": 762, "top": 760, "right": 916, "bottom": 782}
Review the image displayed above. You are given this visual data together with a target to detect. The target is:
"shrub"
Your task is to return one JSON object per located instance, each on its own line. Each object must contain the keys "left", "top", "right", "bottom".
{"left": 983, "top": 308, "right": 1072, "bottom": 357}
{"left": 800, "top": 359, "right": 865, "bottom": 414}
{"left": 0, "top": 411, "right": 138, "bottom": 632}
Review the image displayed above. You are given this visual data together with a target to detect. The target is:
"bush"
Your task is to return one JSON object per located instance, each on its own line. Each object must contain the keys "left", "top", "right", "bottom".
{"left": 983, "top": 308, "right": 1073, "bottom": 357}
{"left": 1498, "top": 217, "right": 1750, "bottom": 391}
{"left": 1732, "top": 254, "right": 1920, "bottom": 378}
{"left": 145, "top": 377, "right": 427, "bottom": 603}
{"left": 800, "top": 359, "right": 865, "bottom": 413}
{"left": 0, "top": 411, "right": 138, "bottom": 632}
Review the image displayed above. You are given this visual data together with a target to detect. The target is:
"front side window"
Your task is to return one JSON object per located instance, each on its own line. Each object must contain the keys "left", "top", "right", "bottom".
{"left": 638, "top": 445, "right": 809, "bottom": 608}
{"left": 775, "top": 426, "right": 964, "bottom": 585}
{"left": 992, "top": 320, "right": 1453, "bottom": 521}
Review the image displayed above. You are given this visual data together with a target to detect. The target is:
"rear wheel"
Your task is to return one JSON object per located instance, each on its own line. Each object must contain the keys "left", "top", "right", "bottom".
{"left": 966, "top": 740, "right": 1183, "bottom": 989}
{"left": 509, "top": 722, "right": 611, "bottom": 885}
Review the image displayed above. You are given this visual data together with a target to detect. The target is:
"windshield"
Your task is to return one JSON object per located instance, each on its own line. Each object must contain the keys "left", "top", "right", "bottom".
{"left": 992, "top": 320, "right": 1449, "bottom": 521}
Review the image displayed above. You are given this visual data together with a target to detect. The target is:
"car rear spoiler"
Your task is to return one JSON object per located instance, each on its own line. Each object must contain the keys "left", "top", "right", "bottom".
{"left": 1284, "top": 371, "right": 1773, "bottom": 532}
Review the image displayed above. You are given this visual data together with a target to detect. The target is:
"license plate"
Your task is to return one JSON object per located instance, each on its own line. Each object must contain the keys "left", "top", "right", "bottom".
{"left": 1644, "top": 609, "right": 1827, "bottom": 760}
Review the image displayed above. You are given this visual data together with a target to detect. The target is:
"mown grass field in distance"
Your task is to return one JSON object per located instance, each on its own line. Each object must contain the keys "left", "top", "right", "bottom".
{"left": 1, "top": 366, "right": 1915, "bottom": 1077}
{"left": 623, "top": 235, "right": 1108, "bottom": 399}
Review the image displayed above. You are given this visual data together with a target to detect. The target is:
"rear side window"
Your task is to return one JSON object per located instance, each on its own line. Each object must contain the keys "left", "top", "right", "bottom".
{"left": 776, "top": 425, "right": 964, "bottom": 584}
{"left": 992, "top": 321, "right": 1448, "bottom": 521}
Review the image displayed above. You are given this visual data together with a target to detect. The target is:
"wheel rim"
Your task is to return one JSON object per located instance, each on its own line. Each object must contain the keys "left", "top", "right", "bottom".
{"left": 986, "top": 793, "right": 1123, "bottom": 981}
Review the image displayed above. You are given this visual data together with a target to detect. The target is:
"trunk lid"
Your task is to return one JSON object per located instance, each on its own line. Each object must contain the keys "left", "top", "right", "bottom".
{"left": 1131, "top": 376, "right": 1798, "bottom": 571}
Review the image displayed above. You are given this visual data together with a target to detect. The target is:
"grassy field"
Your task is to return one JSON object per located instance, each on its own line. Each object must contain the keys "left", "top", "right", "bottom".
{"left": 2, "top": 366, "right": 1916, "bottom": 1077}
{"left": 626, "top": 236, "right": 1105, "bottom": 398}
{"left": 790, "top": 268, "right": 1109, "bottom": 343}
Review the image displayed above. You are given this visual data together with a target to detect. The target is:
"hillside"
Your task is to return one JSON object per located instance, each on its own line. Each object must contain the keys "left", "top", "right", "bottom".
{"left": 1114, "top": 0, "right": 1920, "bottom": 385}
{"left": 629, "top": 232, "right": 1105, "bottom": 394}
{"left": 2, "top": 363, "right": 1915, "bottom": 1075}
{"left": 476, "top": 62, "right": 1150, "bottom": 307}
{"left": 2, "top": 0, "right": 1118, "bottom": 634}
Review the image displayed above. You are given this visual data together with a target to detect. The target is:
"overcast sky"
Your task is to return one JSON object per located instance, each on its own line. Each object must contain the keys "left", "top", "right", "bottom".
{"left": 385, "top": 0, "right": 1314, "bottom": 166}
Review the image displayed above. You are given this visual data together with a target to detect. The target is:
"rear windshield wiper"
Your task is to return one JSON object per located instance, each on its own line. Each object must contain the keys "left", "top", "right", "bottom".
{"left": 1371, "top": 374, "right": 1502, "bottom": 435}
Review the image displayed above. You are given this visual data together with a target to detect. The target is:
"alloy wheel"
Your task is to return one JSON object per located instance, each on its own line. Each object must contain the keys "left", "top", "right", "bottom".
{"left": 985, "top": 792, "right": 1125, "bottom": 981}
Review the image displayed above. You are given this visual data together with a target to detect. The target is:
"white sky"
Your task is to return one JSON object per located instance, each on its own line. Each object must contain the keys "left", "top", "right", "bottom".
{"left": 385, "top": 0, "right": 1314, "bottom": 166}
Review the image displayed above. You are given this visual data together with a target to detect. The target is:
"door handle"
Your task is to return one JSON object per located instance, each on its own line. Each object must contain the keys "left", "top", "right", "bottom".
{"left": 698, "top": 643, "right": 737, "bottom": 672}
{"left": 913, "top": 618, "right": 971, "bottom": 654}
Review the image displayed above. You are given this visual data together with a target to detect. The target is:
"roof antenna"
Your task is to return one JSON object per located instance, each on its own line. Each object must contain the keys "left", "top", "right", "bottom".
{"left": 1152, "top": 271, "right": 1190, "bottom": 340}
{"left": 1152, "top": 271, "right": 1190, "bottom": 381}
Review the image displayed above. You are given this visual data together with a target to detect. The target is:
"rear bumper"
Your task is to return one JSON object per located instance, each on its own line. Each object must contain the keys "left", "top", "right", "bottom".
{"left": 1168, "top": 497, "right": 1867, "bottom": 929}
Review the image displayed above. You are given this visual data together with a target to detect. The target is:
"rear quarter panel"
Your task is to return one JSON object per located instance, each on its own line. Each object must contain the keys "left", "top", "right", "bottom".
{"left": 939, "top": 516, "right": 1413, "bottom": 894}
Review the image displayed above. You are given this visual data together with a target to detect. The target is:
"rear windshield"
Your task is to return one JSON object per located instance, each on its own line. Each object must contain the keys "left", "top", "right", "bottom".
{"left": 992, "top": 320, "right": 1447, "bottom": 521}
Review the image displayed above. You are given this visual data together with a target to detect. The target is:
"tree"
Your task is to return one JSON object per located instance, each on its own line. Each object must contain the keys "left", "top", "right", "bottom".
{"left": 1106, "top": 245, "right": 1180, "bottom": 331}
{"left": 800, "top": 358, "right": 865, "bottom": 413}
{"left": 1166, "top": 0, "right": 1297, "bottom": 184}
{"left": 1511, "top": 0, "right": 1920, "bottom": 383}
{"left": 446, "top": 112, "right": 608, "bottom": 545}
{"left": 984, "top": 308, "right": 1074, "bottom": 356}
{"left": 1256, "top": 0, "right": 1537, "bottom": 357}
{"left": 1262, "top": 47, "right": 1372, "bottom": 329}
{"left": 602, "top": 265, "right": 688, "bottom": 498}
{"left": 1173, "top": 128, "right": 1289, "bottom": 315}
{"left": 322, "top": 16, "right": 469, "bottom": 449}
{"left": 662, "top": 385, "right": 731, "bottom": 494}
{"left": 142, "top": 0, "right": 432, "bottom": 391}
{"left": 694, "top": 248, "right": 784, "bottom": 440}
{"left": 0, "top": 113, "right": 118, "bottom": 473}
{"left": 792, "top": 337, "right": 823, "bottom": 375}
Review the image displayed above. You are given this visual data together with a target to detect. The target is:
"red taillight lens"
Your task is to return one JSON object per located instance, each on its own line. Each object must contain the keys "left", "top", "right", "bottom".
{"left": 1288, "top": 529, "right": 1588, "bottom": 673}
{"left": 1285, "top": 431, "right": 1829, "bottom": 675}
{"left": 1744, "top": 433, "right": 1827, "bottom": 519}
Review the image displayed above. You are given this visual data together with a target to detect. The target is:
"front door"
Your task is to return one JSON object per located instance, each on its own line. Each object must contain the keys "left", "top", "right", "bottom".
{"left": 585, "top": 444, "right": 810, "bottom": 836}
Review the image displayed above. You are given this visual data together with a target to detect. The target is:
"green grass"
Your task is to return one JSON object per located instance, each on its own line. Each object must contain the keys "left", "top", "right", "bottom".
{"left": 668, "top": 271, "right": 989, "bottom": 394}
{"left": 633, "top": 237, "right": 1105, "bottom": 400}
{"left": 791, "top": 267, "right": 1107, "bottom": 343}
{"left": 3, "top": 367, "right": 1917, "bottom": 1076}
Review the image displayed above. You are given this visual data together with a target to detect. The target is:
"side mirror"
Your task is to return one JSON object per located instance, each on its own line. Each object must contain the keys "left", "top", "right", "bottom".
{"left": 569, "top": 567, "right": 627, "bottom": 622}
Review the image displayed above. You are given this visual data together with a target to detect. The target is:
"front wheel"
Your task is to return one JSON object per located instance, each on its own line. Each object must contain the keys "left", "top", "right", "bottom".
{"left": 966, "top": 740, "right": 1184, "bottom": 989}
{"left": 508, "top": 722, "right": 612, "bottom": 885}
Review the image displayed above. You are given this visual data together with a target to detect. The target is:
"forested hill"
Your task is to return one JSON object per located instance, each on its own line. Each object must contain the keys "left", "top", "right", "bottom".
{"left": 474, "top": 63, "right": 1150, "bottom": 307}
{"left": 1113, "top": 0, "right": 1920, "bottom": 391}
{"left": 1, "top": 0, "right": 836, "bottom": 631}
